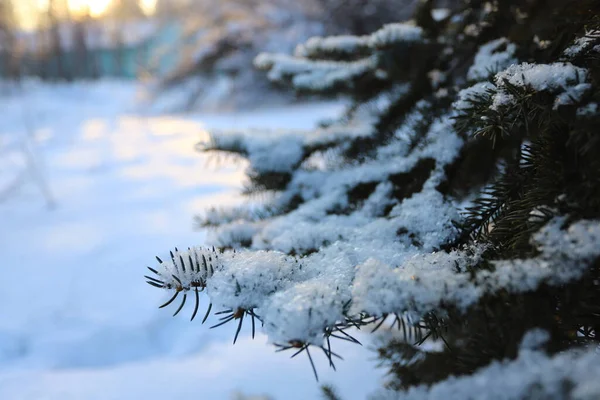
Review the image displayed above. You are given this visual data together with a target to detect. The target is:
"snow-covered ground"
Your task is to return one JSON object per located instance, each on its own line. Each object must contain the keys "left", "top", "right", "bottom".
{"left": 0, "top": 82, "right": 381, "bottom": 399}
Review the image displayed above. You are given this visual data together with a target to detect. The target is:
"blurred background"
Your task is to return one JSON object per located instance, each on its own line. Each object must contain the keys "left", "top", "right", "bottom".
{"left": 0, "top": 0, "right": 442, "bottom": 399}
{"left": 0, "top": 0, "right": 424, "bottom": 110}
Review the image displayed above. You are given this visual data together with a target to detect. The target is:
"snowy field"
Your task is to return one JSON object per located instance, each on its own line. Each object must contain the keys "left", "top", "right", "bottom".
{"left": 0, "top": 82, "right": 382, "bottom": 400}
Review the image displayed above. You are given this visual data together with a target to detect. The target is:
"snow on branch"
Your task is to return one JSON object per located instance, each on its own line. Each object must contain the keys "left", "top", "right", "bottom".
{"left": 147, "top": 215, "right": 599, "bottom": 357}
{"left": 198, "top": 83, "right": 410, "bottom": 176}
{"left": 200, "top": 128, "right": 305, "bottom": 174}
{"left": 563, "top": 29, "right": 600, "bottom": 58}
{"left": 467, "top": 38, "right": 517, "bottom": 81}
{"left": 374, "top": 331, "right": 600, "bottom": 400}
{"left": 353, "top": 218, "right": 600, "bottom": 319}
{"left": 143, "top": 2, "right": 600, "bottom": 390}
{"left": 293, "top": 22, "right": 423, "bottom": 59}
{"left": 484, "top": 218, "right": 600, "bottom": 291}
{"left": 494, "top": 62, "right": 591, "bottom": 110}
{"left": 295, "top": 35, "right": 372, "bottom": 58}
{"left": 255, "top": 22, "right": 424, "bottom": 91}
{"left": 254, "top": 53, "right": 379, "bottom": 91}
{"left": 455, "top": 62, "right": 592, "bottom": 117}
{"left": 369, "top": 23, "right": 424, "bottom": 48}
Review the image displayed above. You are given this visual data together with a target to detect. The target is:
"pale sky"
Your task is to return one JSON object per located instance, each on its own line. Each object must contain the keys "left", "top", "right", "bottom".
{"left": 14, "top": 0, "right": 158, "bottom": 30}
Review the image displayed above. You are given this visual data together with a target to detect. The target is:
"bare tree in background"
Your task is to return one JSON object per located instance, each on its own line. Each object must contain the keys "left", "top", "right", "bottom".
{"left": 43, "top": 0, "right": 71, "bottom": 80}
{"left": 0, "top": 0, "right": 19, "bottom": 80}
{"left": 72, "top": 7, "right": 91, "bottom": 79}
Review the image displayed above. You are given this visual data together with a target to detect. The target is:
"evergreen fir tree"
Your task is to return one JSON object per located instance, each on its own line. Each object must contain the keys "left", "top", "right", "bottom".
{"left": 144, "top": 0, "right": 600, "bottom": 397}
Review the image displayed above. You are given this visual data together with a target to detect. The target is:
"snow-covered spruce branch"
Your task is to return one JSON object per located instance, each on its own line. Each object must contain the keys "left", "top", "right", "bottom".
{"left": 146, "top": 217, "right": 600, "bottom": 379}
{"left": 254, "top": 22, "right": 425, "bottom": 92}
{"left": 197, "top": 83, "right": 410, "bottom": 178}
{"left": 293, "top": 22, "right": 424, "bottom": 60}
{"left": 254, "top": 53, "right": 379, "bottom": 92}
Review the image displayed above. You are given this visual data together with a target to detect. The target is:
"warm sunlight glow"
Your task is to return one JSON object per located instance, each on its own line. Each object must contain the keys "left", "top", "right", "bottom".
{"left": 140, "top": 0, "right": 157, "bottom": 15}
{"left": 68, "top": 0, "right": 113, "bottom": 17}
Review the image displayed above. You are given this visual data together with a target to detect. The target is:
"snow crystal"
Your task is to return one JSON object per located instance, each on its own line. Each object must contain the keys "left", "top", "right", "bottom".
{"left": 467, "top": 38, "right": 517, "bottom": 81}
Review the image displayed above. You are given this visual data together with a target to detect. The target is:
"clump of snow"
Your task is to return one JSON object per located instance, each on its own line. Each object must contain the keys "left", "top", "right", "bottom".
{"left": 494, "top": 62, "right": 587, "bottom": 93}
{"left": 453, "top": 82, "right": 495, "bottom": 111}
{"left": 261, "top": 279, "right": 350, "bottom": 345}
{"left": 351, "top": 247, "right": 485, "bottom": 317}
{"left": 456, "top": 63, "right": 590, "bottom": 113}
{"left": 467, "top": 38, "right": 518, "bottom": 81}
{"left": 534, "top": 218, "right": 600, "bottom": 263}
{"left": 207, "top": 250, "right": 305, "bottom": 311}
{"left": 490, "top": 91, "right": 515, "bottom": 111}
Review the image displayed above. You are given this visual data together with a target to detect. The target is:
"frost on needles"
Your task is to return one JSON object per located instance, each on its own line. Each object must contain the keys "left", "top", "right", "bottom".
{"left": 144, "top": 0, "right": 600, "bottom": 396}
